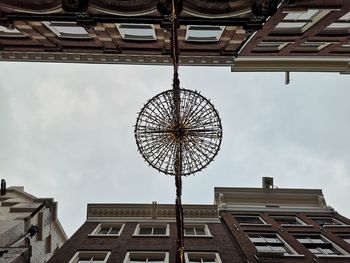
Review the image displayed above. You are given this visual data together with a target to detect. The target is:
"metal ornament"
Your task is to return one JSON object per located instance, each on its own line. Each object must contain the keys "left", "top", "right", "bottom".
{"left": 134, "top": 1, "right": 222, "bottom": 263}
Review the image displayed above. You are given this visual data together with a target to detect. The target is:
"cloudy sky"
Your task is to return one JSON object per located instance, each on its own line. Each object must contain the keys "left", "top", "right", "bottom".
{"left": 0, "top": 62, "right": 349, "bottom": 237}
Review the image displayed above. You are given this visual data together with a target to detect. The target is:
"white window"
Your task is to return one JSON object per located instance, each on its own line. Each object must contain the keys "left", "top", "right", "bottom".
{"left": 43, "top": 21, "right": 91, "bottom": 39}
{"left": 184, "top": 252, "right": 222, "bottom": 263}
{"left": 133, "top": 224, "right": 169, "bottom": 236}
{"left": 90, "top": 223, "right": 125, "bottom": 236}
{"left": 272, "top": 216, "right": 307, "bottom": 226}
{"left": 249, "top": 233, "right": 298, "bottom": 256}
{"left": 296, "top": 41, "right": 334, "bottom": 51}
{"left": 341, "top": 236, "right": 350, "bottom": 244}
{"left": 123, "top": 252, "right": 169, "bottom": 263}
{"left": 184, "top": 224, "right": 212, "bottom": 237}
{"left": 69, "top": 251, "right": 111, "bottom": 263}
{"left": 254, "top": 41, "right": 291, "bottom": 52}
{"left": 310, "top": 217, "right": 346, "bottom": 227}
{"left": 274, "top": 9, "right": 330, "bottom": 34}
{"left": 234, "top": 215, "right": 267, "bottom": 225}
{"left": 296, "top": 234, "right": 349, "bottom": 256}
{"left": 0, "top": 25, "right": 25, "bottom": 37}
{"left": 324, "top": 12, "right": 350, "bottom": 33}
{"left": 117, "top": 24, "right": 156, "bottom": 41}
{"left": 185, "top": 25, "right": 225, "bottom": 42}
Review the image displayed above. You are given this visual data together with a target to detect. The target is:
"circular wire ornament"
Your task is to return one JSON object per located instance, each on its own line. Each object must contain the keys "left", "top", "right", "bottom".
{"left": 134, "top": 88, "right": 222, "bottom": 176}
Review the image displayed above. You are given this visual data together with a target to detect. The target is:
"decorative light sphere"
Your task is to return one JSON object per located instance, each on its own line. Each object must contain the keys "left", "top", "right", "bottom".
{"left": 134, "top": 89, "right": 222, "bottom": 176}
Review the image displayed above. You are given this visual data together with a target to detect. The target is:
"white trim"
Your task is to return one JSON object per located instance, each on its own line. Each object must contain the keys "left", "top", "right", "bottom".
{"left": 116, "top": 24, "right": 156, "bottom": 41}
{"left": 185, "top": 25, "right": 225, "bottom": 42}
{"left": 133, "top": 223, "right": 170, "bottom": 236}
{"left": 234, "top": 215, "right": 268, "bottom": 226}
{"left": 43, "top": 21, "right": 91, "bottom": 39}
{"left": 89, "top": 223, "right": 125, "bottom": 237}
{"left": 271, "top": 216, "right": 307, "bottom": 226}
{"left": 123, "top": 251, "right": 169, "bottom": 263}
{"left": 184, "top": 224, "right": 212, "bottom": 237}
{"left": 68, "top": 251, "right": 111, "bottom": 263}
{"left": 184, "top": 252, "right": 222, "bottom": 263}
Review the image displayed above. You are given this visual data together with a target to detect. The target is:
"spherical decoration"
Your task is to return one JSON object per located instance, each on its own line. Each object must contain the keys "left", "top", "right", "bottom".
{"left": 134, "top": 89, "right": 222, "bottom": 176}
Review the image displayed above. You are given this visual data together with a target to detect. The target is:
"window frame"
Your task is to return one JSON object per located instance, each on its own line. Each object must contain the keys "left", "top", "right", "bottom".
{"left": 295, "top": 234, "right": 349, "bottom": 257}
{"left": 184, "top": 224, "right": 212, "bottom": 237}
{"left": 43, "top": 21, "right": 91, "bottom": 39}
{"left": 68, "top": 251, "right": 111, "bottom": 263}
{"left": 253, "top": 41, "right": 292, "bottom": 52}
{"left": 233, "top": 215, "right": 269, "bottom": 226}
{"left": 248, "top": 233, "right": 299, "bottom": 257}
{"left": 116, "top": 23, "right": 156, "bottom": 41}
{"left": 123, "top": 251, "right": 169, "bottom": 263}
{"left": 0, "top": 25, "right": 26, "bottom": 38}
{"left": 184, "top": 252, "right": 222, "bottom": 263}
{"left": 133, "top": 223, "right": 170, "bottom": 237}
{"left": 310, "top": 217, "right": 347, "bottom": 227}
{"left": 89, "top": 223, "right": 125, "bottom": 237}
{"left": 272, "top": 216, "right": 308, "bottom": 226}
{"left": 185, "top": 25, "right": 225, "bottom": 43}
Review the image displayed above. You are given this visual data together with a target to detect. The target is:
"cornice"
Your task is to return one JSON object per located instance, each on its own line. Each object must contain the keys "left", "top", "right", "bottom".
{"left": 87, "top": 203, "right": 218, "bottom": 219}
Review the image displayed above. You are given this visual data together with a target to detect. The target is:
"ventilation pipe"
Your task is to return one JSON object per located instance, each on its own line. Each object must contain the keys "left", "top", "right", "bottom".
{"left": 1, "top": 179, "right": 6, "bottom": 196}
{"left": 262, "top": 177, "right": 274, "bottom": 189}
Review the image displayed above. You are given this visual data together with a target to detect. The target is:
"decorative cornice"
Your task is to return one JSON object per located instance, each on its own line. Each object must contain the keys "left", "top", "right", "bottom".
{"left": 87, "top": 203, "right": 218, "bottom": 219}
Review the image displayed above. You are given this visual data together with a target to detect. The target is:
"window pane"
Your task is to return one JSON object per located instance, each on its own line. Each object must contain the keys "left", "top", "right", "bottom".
{"left": 139, "top": 227, "right": 153, "bottom": 235}
{"left": 285, "top": 9, "right": 319, "bottom": 20}
{"left": 109, "top": 227, "right": 121, "bottom": 234}
{"left": 274, "top": 217, "right": 303, "bottom": 225}
{"left": 118, "top": 24, "right": 155, "bottom": 41}
{"left": 153, "top": 227, "right": 166, "bottom": 235}
{"left": 235, "top": 216, "right": 264, "bottom": 224}
{"left": 194, "top": 227, "right": 206, "bottom": 235}
{"left": 275, "top": 22, "right": 307, "bottom": 29}
{"left": 98, "top": 227, "right": 110, "bottom": 234}
{"left": 186, "top": 25, "right": 224, "bottom": 42}
{"left": 185, "top": 227, "right": 195, "bottom": 235}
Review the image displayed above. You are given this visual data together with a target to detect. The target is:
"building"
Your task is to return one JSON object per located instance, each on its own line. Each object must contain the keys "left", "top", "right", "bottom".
{"left": 0, "top": 0, "right": 349, "bottom": 73}
{"left": 0, "top": 179, "right": 67, "bottom": 263}
{"left": 48, "top": 178, "right": 350, "bottom": 263}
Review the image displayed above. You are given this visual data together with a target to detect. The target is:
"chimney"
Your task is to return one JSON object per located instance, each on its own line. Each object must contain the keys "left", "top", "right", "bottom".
{"left": 1, "top": 179, "right": 6, "bottom": 195}
{"left": 262, "top": 177, "right": 273, "bottom": 189}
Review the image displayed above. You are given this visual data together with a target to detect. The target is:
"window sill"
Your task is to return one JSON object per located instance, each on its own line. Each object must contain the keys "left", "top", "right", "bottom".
{"left": 184, "top": 235, "right": 213, "bottom": 238}
{"left": 281, "top": 224, "right": 314, "bottom": 228}
{"left": 239, "top": 223, "right": 272, "bottom": 227}
{"left": 132, "top": 234, "right": 169, "bottom": 237}
{"left": 88, "top": 234, "right": 120, "bottom": 237}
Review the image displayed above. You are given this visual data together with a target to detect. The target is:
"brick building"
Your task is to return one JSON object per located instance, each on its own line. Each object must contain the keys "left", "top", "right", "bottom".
{"left": 0, "top": 180, "right": 67, "bottom": 263}
{"left": 48, "top": 178, "right": 350, "bottom": 263}
{"left": 0, "top": 0, "right": 349, "bottom": 73}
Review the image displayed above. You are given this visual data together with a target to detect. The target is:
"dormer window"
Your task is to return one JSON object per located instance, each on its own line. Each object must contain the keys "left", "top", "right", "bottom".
{"left": 43, "top": 21, "right": 91, "bottom": 39}
{"left": 185, "top": 25, "right": 224, "bottom": 42}
{"left": 117, "top": 24, "right": 156, "bottom": 41}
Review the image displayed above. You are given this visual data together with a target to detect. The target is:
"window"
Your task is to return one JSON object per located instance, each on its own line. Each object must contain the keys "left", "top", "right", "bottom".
{"left": 254, "top": 41, "right": 291, "bottom": 52}
{"left": 0, "top": 25, "right": 25, "bottom": 37}
{"left": 234, "top": 215, "right": 267, "bottom": 225}
{"left": 184, "top": 224, "right": 211, "bottom": 237}
{"left": 117, "top": 24, "right": 156, "bottom": 41}
{"left": 296, "top": 234, "right": 348, "bottom": 256}
{"left": 272, "top": 216, "right": 306, "bottom": 226}
{"left": 43, "top": 21, "right": 91, "bottom": 39}
{"left": 134, "top": 224, "right": 169, "bottom": 236}
{"left": 295, "top": 41, "right": 334, "bottom": 52}
{"left": 185, "top": 25, "right": 225, "bottom": 42}
{"left": 249, "top": 233, "right": 297, "bottom": 256}
{"left": 90, "top": 223, "right": 124, "bottom": 236}
{"left": 310, "top": 217, "right": 345, "bottom": 227}
{"left": 123, "top": 252, "right": 169, "bottom": 263}
{"left": 323, "top": 12, "right": 350, "bottom": 34}
{"left": 341, "top": 236, "right": 350, "bottom": 244}
{"left": 184, "top": 252, "right": 222, "bottom": 263}
{"left": 69, "top": 251, "right": 111, "bottom": 263}
{"left": 273, "top": 9, "right": 330, "bottom": 34}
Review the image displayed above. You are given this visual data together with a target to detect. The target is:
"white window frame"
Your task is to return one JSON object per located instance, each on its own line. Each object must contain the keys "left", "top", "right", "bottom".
{"left": 43, "top": 21, "right": 91, "bottom": 39}
{"left": 310, "top": 217, "right": 347, "bottom": 227}
{"left": 0, "top": 25, "right": 26, "bottom": 37}
{"left": 234, "top": 215, "right": 269, "bottom": 226}
{"left": 185, "top": 25, "right": 225, "bottom": 43}
{"left": 254, "top": 41, "right": 292, "bottom": 52}
{"left": 117, "top": 24, "right": 156, "bottom": 41}
{"left": 274, "top": 9, "right": 331, "bottom": 34}
{"left": 184, "top": 224, "right": 212, "bottom": 237}
{"left": 69, "top": 251, "right": 111, "bottom": 263}
{"left": 123, "top": 251, "right": 169, "bottom": 263}
{"left": 184, "top": 252, "right": 222, "bottom": 263}
{"left": 133, "top": 223, "right": 170, "bottom": 236}
{"left": 89, "top": 223, "right": 125, "bottom": 236}
{"left": 296, "top": 41, "right": 335, "bottom": 51}
{"left": 249, "top": 233, "right": 299, "bottom": 256}
{"left": 272, "top": 216, "right": 308, "bottom": 226}
{"left": 296, "top": 234, "right": 350, "bottom": 257}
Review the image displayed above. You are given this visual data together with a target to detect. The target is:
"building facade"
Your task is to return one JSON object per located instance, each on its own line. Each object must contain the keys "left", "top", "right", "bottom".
{"left": 48, "top": 179, "right": 350, "bottom": 263}
{"left": 1, "top": 0, "right": 349, "bottom": 73}
{"left": 0, "top": 180, "right": 67, "bottom": 263}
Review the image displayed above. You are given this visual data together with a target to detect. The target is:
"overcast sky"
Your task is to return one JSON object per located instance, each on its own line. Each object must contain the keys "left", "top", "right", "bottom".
{"left": 1, "top": 62, "right": 349, "bottom": 237}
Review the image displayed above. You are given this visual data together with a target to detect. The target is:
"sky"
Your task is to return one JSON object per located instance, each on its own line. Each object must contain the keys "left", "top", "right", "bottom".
{"left": 0, "top": 62, "right": 350, "bottom": 237}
